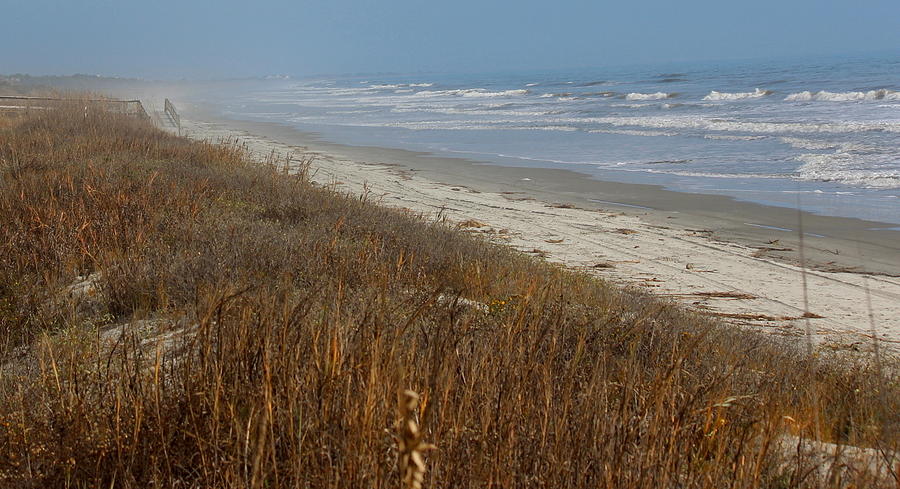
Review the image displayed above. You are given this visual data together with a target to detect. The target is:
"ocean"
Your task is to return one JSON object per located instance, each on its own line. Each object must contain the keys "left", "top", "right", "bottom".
{"left": 196, "top": 54, "right": 900, "bottom": 225}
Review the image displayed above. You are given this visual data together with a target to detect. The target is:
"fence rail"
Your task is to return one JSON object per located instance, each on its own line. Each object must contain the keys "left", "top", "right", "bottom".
{"left": 0, "top": 96, "right": 149, "bottom": 119}
{"left": 164, "top": 98, "right": 181, "bottom": 135}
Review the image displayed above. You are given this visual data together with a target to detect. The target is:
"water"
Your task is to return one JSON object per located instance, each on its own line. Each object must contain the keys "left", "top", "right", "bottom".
{"left": 195, "top": 54, "right": 900, "bottom": 225}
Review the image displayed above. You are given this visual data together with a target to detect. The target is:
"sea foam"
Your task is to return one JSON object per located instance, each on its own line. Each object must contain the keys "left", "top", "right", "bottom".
{"left": 625, "top": 92, "right": 675, "bottom": 101}
{"left": 797, "top": 153, "right": 900, "bottom": 188}
{"left": 413, "top": 88, "right": 529, "bottom": 98}
{"left": 702, "top": 88, "right": 772, "bottom": 101}
{"left": 785, "top": 89, "right": 900, "bottom": 102}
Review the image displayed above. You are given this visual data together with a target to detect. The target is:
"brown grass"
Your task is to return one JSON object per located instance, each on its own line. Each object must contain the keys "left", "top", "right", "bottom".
{"left": 0, "top": 105, "right": 899, "bottom": 488}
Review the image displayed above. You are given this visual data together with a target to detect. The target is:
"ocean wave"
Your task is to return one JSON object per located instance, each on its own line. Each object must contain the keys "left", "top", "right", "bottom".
{"left": 780, "top": 137, "right": 880, "bottom": 153}
{"left": 785, "top": 89, "right": 900, "bottom": 102}
{"left": 704, "top": 134, "right": 768, "bottom": 141}
{"left": 540, "top": 92, "right": 573, "bottom": 98}
{"left": 413, "top": 88, "right": 529, "bottom": 98}
{"left": 588, "top": 128, "right": 678, "bottom": 137}
{"left": 638, "top": 169, "right": 786, "bottom": 180}
{"left": 796, "top": 153, "right": 900, "bottom": 188}
{"left": 644, "top": 159, "right": 692, "bottom": 164}
{"left": 370, "top": 82, "right": 433, "bottom": 89}
{"left": 702, "top": 88, "right": 773, "bottom": 101}
{"left": 589, "top": 115, "right": 900, "bottom": 134}
{"left": 364, "top": 119, "right": 580, "bottom": 132}
{"left": 583, "top": 91, "right": 617, "bottom": 97}
{"left": 625, "top": 92, "right": 676, "bottom": 101}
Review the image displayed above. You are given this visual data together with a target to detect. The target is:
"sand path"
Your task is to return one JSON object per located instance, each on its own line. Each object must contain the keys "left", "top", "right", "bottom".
{"left": 182, "top": 118, "right": 900, "bottom": 353}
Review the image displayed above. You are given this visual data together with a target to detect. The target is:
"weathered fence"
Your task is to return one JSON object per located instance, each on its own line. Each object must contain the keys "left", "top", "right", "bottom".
{"left": 0, "top": 96, "right": 149, "bottom": 119}
{"left": 164, "top": 98, "right": 181, "bottom": 135}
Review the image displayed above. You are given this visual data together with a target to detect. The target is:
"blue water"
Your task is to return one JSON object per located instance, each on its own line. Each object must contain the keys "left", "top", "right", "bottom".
{"left": 195, "top": 54, "right": 900, "bottom": 225}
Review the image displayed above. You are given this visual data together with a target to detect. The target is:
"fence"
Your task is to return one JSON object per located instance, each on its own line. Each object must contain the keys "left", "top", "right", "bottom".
{"left": 0, "top": 96, "right": 149, "bottom": 119}
{"left": 164, "top": 98, "right": 181, "bottom": 135}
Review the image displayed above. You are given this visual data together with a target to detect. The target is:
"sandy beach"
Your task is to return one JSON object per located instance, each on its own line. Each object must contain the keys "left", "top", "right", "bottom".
{"left": 178, "top": 109, "right": 900, "bottom": 353}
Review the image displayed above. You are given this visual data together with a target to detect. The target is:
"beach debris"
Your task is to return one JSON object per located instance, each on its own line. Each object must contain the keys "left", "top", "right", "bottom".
{"left": 694, "top": 291, "right": 758, "bottom": 300}
{"left": 751, "top": 246, "right": 794, "bottom": 258}
{"left": 592, "top": 262, "right": 615, "bottom": 269}
{"left": 457, "top": 219, "right": 486, "bottom": 228}
{"left": 614, "top": 228, "right": 638, "bottom": 235}
{"left": 708, "top": 312, "right": 786, "bottom": 321}
{"left": 548, "top": 202, "right": 576, "bottom": 209}
{"left": 709, "top": 311, "right": 826, "bottom": 322}
{"left": 545, "top": 238, "right": 564, "bottom": 244}
{"left": 528, "top": 248, "right": 548, "bottom": 257}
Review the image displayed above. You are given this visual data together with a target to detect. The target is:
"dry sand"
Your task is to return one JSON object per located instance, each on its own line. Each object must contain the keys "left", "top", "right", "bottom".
{"left": 178, "top": 112, "right": 900, "bottom": 353}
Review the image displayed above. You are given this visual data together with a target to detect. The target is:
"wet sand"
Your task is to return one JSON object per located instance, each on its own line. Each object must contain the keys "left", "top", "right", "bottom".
{"left": 178, "top": 107, "right": 900, "bottom": 352}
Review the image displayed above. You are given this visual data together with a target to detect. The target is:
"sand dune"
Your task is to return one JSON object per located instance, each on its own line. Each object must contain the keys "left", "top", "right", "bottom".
{"left": 181, "top": 116, "right": 900, "bottom": 353}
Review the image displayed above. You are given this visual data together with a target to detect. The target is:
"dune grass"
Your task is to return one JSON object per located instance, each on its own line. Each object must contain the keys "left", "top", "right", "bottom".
{"left": 0, "top": 105, "right": 898, "bottom": 488}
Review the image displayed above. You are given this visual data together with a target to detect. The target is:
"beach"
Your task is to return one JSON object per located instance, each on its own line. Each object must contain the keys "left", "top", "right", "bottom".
{"left": 179, "top": 108, "right": 900, "bottom": 352}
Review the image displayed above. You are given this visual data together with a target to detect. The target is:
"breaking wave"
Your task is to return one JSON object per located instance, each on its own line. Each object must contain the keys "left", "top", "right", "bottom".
{"left": 370, "top": 83, "right": 433, "bottom": 89}
{"left": 413, "top": 88, "right": 529, "bottom": 98}
{"left": 589, "top": 115, "right": 900, "bottom": 134}
{"left": 702, "top": 88, "right": 773, "bottom": 101}
{"left": 625, "top": 92, "right": 676, "bottom": 101}
{"left": 785, "top": 89, "right": 900, "bottom": 102}
{"left": 796, "top": 153, "right": 900, "bottom": 188}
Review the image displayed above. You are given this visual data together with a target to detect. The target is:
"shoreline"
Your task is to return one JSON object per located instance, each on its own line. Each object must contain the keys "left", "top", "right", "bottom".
{"left": 178, "top": 107, "right": 900, "bottom": 351}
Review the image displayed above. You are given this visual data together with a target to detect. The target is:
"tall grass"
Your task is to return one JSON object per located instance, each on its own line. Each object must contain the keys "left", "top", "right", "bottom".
{"left": 0, "top": 105, "right": 897, "bottom": 488}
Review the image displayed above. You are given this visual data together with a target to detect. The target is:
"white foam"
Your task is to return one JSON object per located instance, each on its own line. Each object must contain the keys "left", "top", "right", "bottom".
{"left": 588, "top": 128, "right": 678, "bottom": 137}
{"left": 702, "top": 88, "right": 772, "bottom": 101}
{"left": 625, "top": 92, "right": 674, "bottom": 101}
{"left": 370, "top": 83, "right": 433, "bottom": 89}
{"left": 785, "top": 89, "right": 900, "bottom": 102}
{"left": 796, "top": 153, "right": 900, "bottom": 188}
{"left": 412, "top": 88, "right": 529, "bottom": 98}
{"left": 588, "top": 115, "right": 900, "bottom": 134}
{"left": 703, "top": 134, "right": 767, "bottom": 141}
{"left": 780, "top": 137, "right": 880, "bottom": 153}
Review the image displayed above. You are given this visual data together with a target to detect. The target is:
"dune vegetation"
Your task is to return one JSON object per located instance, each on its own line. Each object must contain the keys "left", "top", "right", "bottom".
{"left": 0, "top": 103, "right": 898, "bottom": 488}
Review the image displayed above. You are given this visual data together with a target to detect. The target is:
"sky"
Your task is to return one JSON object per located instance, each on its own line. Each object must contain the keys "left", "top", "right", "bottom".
{"left": 3, "top": 0, "right": 899, "bottom": 79}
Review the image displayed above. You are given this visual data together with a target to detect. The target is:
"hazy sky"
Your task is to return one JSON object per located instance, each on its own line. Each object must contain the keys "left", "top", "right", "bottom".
{"left": 4, "top": 0, "right": 899, "bottom": 78}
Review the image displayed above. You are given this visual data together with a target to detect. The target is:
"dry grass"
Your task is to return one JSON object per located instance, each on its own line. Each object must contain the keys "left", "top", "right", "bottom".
{"left": 0, "top": 105, "right": 899, "bottom": 488}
